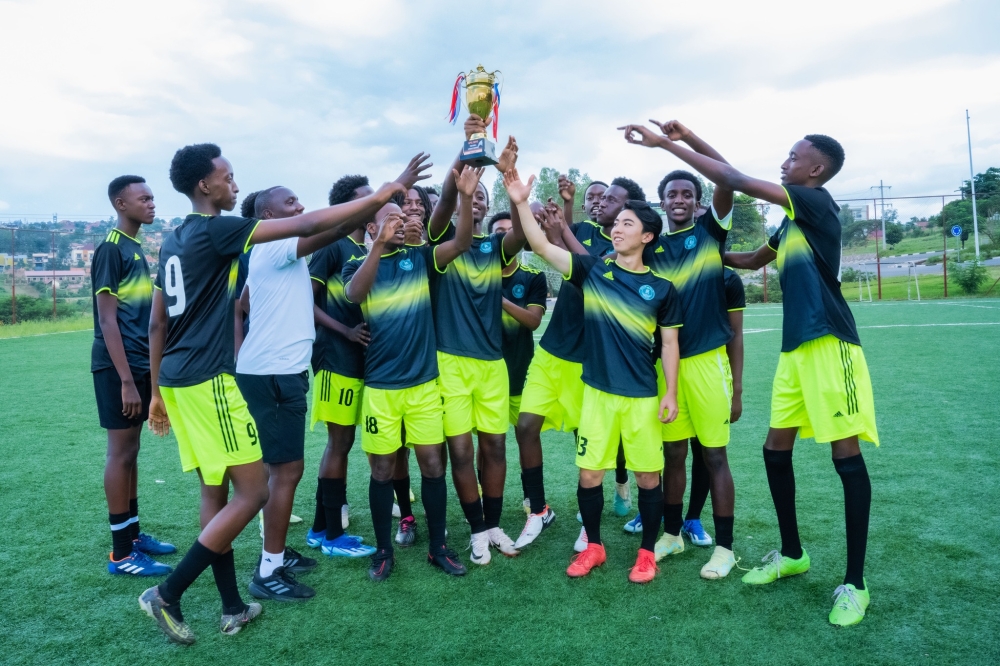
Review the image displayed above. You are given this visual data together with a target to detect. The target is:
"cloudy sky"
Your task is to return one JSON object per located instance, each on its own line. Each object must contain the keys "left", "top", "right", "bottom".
{"left": 1, "top": 0, "right": 997, "bottom": 225}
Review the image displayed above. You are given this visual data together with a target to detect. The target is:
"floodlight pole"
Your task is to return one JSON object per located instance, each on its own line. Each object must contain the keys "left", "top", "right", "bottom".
{"left": 873, "top": 197, "right": 882, "bottom": 299}
{"left": 10, "top": 228, "right": 15, "bottom": 325}
{"left": 966, "top": 110, "right": 981, "bottom": 260}
{"left": 942, "top": 196, "right": 948, "bottom": 298}
{"left": 51, "top": 231, "right": 57, "bottom": 318}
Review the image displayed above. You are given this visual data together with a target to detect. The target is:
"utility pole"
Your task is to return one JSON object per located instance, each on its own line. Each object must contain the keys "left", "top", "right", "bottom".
{"left": 966, "top": 110, "right": 981, "bottom": 260}
{"left": 869, "top": 182, "right": 892, "bottom": 251}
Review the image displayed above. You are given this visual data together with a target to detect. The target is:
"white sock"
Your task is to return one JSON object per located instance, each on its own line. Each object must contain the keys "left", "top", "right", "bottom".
{"left": 260, "top": 549, "right": 284, "bottom": 578}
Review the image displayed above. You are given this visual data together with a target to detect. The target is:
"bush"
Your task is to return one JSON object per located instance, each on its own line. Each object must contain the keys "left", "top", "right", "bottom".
{"left": 743, "top": 268, "right": 782, "bottom": 303}
{"left": 841, "top": 267, "right": 874, "bottom": 283}
{"left": 0, "top": 296, "right": 81, "bottom": 325}
{"left": 949, "top": 260, "right": 990, "bottom": 295}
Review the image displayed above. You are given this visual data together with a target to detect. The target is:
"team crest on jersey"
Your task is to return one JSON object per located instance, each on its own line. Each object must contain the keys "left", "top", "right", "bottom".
{"left": 512, "top": 284, "right": 525, "bottom": 298}
{"left": 684, "top": 235, "right": 697, "bottom": 250}
{"left": 480, "top": 241, "right": 493, "bottom": 253}
{"left": 638, "top": 285, "right": 655, "bottom": 301}
{"left": 399, "top": 258, "right": 414, "bottom": 271}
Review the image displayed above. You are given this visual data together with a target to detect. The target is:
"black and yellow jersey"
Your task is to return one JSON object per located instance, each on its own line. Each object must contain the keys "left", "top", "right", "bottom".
{"left": 429, "top": 222, "right": 511, "bottom": 361}
{"left": 342, "top": 244, "right": 441, "bottom": 390}
{"left": 643, "top": 207, "right": 732, "bottom": 359}
{"left": 154, "top": 214, "right": 258, "bottom": 388}
{"left": 537, "top": 222, "right": 614, "bottom": 363}
{"left": 501, "top": 263, "right": 548, "bottom": 397}
{"left": 309, "top": 236, "right": 369, "bottom": 379}
{"left": 91, "top": 228, "right": 152, "bottom": 372}
{"left": 767, "top": 185, "right": 860, "bottom": 352}
{"left": 724, "top": 268, "right": 746, "bottom": 311}
{"left": 567, "top": 254, "right": 682, "bottom": 398}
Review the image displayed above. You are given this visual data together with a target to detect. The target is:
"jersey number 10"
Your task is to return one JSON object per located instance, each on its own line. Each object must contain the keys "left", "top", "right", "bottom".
{"left": 164, "top": 255, "right": 186, "bottom": 316}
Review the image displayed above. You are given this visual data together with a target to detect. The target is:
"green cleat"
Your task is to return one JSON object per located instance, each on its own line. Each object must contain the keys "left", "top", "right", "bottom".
{"left": 829, "top": 580, "right": 870, "bottom": 626}
{"left": 741, "top": 548, "right": 810, "bottom": 585}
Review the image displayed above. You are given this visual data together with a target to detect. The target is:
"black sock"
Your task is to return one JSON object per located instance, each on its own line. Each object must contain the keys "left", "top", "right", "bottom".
{"left": 763, "top": 448, "right": 802, "bottom": 559}
{"left": 211, "top": 549, "right": 246, "bottom": 616}
{"left": 393, "top": 477, "right": 413, "bottom": 520}
{"left": 311, "top": 478, "right": 326, "bottom": 534}
{"left": 521, "top": 465, "right": 546, "bottom": 515}
{"left": 834, "top": 454, "right": 871, "bottom": 590}
{"left": 321, "top": 477, "right": 346, "bottom": 541}
{"left": 578, "top": 484, "right": 603, "bottom": 546}
{"left": 369, "top": 476, "right": 395, "bottom": 553}
{"left": 482, "top": 495, "right": 503, "bottom": 530}
{"left": 110, "top": 511, "right": 133, "bottom": 560}
{"left": 663, "top": 503, "right": 683, "bottom": 537}
{"left": 713, "top": 515, "right": 734, "bottom": 550}
{"left": 422, "top": 475, "right": 447, "bottom": 550}
{"left": 159, "top": 540, "right": 218, "bottom": 605}
{"left": 128, "top": 498, "right": 140, "bottom": 541}
{"left": 615, "top": 444, "right": 628, "bottom": 485}
{"left": 687, "top": 441, "right": 709, "bottom": 520}
{"left": 638, "top": 486, "right": 663, "bottom": 552}
{"left": 461, "top": 498, "right": 487, "bottom": 535}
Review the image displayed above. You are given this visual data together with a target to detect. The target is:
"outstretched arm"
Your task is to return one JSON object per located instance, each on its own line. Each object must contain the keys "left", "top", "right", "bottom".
{"left": 651, "top": 120, "right": 735, "bottom": 219}
{"left": 428, "top": 115, "right": 490, "bottom": 241}
{"left": 434, "top": 165, "right": 481, "bottom": 267}
{"left": 345, "top": 215, "right": 402, "bottom": 304}
{"left": 725, "top": 243, "right": 776, "bottom": 270}
{"left": 505, "top": 169, "right": 571, "bottom": 277}
{"left": 619, "top": 124, "right": 788, "bottom": 210}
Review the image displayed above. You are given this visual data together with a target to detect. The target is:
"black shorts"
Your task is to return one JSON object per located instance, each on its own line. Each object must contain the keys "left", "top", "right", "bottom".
{"left": 236, "top": 371, "right": 308, "bottom": 464}
{"left": 93, "top": 367, "right": 152, "bottom": 430}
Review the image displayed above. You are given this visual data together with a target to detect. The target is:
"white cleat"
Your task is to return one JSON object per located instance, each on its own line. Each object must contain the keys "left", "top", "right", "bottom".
{"left": 392, "top": 503, "right": 401, "bottom": 519}
{"left": 700, "top": 546, "right": 736, "bottom": 579}
{"left": 573, "top": 526, "right": 589, "bottom": 553}
{"left": 469, "top": 531, "right": 492, "bottom": 565}
{"left": 487, "top": 527, "right": 520, "bottom": 557}
{"left": 514, "top": 506, "right": 556, "bottom": 549}
{"left": 654, "top": 533, "right": 685, "bottom": 561}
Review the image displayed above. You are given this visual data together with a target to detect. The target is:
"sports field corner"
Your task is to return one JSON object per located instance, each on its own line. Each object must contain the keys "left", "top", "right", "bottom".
{"left": 2, "top": 299, "right": 999, "bottom": 665}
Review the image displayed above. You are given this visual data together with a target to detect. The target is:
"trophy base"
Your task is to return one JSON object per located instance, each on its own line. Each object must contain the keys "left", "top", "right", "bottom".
{"left": 460, "top": 138, "right": 498, "bottom": 167}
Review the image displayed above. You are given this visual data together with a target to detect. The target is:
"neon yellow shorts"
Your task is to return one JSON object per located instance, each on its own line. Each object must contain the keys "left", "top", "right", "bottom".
{"left": 436, "top": 352, "right": 509, "bottom": 437}
{"left": 508, "top": 394, "right": 521, "bottom": 427}
{"left": 311, "top": 370, "right": 364, "bottom": 429}
{"left": 361, "top": 379, "right": 444, "bottom": 455}
{"left": 518, "top": 347, "right": 584, "bottom": 432}
{"left": 160, "top": 374, "right": 262, "bottom": 486}
{"left": 576, "top": 385, "right": 663, "bottom": 473}
{"left": 658, "top": 346, "right": 733, "bottom": 447}
{"left": 770, "top": 335, "right": 879, "bottom": 445}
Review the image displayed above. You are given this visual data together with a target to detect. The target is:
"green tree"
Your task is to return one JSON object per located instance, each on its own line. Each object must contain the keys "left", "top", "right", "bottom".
{"left": 884, "top": 222, "right": 904, "bottom": 248}
{"left": 950, "top": 259, "right": 990, "bottom": 294}
{"left": 530, "top": 167, "right": 592, "bottom": 211}
{"left": 960, "top": 166, "right": 1000, "bottom": 199}
{"left": 489, "top": 175, "right": 510, "bottom": 216}
{"left": 727, "top": 195, "right": 768, "bottom": 250}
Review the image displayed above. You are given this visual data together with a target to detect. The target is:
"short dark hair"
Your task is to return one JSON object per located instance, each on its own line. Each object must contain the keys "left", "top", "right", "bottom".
{"left": 610, "top": 176, "right": 646, "bottom": 202}
{"left": 108, "top": 175, "right": 146, "bottom": 203}
{"left": 585, "top": 180, "right": 608, "bottom": 193}
{"left": 329, "top": 174, "right": 369, "bottom": 206}
{"left": 657, "top": 170, "right": 702, "bottom": 202}
{"left": 624, "top": 200, "right": 663, "bottom": 239}
{"left": 804, "top": 134, "right": 845, "bottom": 179}
{"left": 487, "top": 211, "right": 511, "bottom": 233}
{"left": 424, "top": 186, "right": 439, "bottom": 196}
{"left": 169, "top": 143, "right": 222, "bottom": 195}
{"left": 240, "top": 191, "right": 263, "bottom": 218}
{"left": 254, "top": 186, "right": 282, "bottom": 218}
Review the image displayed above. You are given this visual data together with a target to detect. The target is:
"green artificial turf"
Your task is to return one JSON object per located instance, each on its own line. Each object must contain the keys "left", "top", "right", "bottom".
{"left": 2, "top": 300, "right": 999, "bottom": 665}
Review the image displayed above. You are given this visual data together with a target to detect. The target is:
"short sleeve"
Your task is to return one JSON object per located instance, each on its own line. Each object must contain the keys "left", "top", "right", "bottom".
{"left": 309, "top": 245, "right": 334, "bottom": 284}
{"left": 153, "top": 261, "right": 163, "bottom": 291}
{"left": 91, "top": 244, "right": 121, "bottom": 296}
{"left": 567, "top": 253, "right": 599, "bottom": 287}
{"left": 657, "top": 283, "right": 684, "bottom": 328}
{"left": 724, "top": 270, "right": 746, "bottom": 310}
{"left": 341, "top": 258, "right": 363, "bottom": 301}
{"left": 783, "top": 185, "right": 829, "bottom": 229}
{"left": 526, "top": 272, "right": 548, "bottom": 308}
{"left": 209, "top": 215, "right": 260, "bottom": 258}
{"left": 429, "top": 221, "right": 455, "bottom": 245}
{"left": 702, "top": 207, "right": 731, "bottom": 244}
{"left": 422, "top": 244, "right": 446, "bottom": 276}
{"left": 495, "top": 232, "right": 515, "bottom": 266}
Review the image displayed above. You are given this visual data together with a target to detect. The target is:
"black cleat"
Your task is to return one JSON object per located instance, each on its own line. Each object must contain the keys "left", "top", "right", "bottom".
{"left": 368, "top": 548, "right": 394, "bottom": 582}
{"left": 139, "top": 586, "right": 196, "bottom": 645}
{"left": 248, "top": 566, "right": 316, "bottom": 602}
{"left": 428, "top": 545, "right": 467, "bottom": 576}
{"left": 282, "top": 546, "right": 318, "bottom": 573}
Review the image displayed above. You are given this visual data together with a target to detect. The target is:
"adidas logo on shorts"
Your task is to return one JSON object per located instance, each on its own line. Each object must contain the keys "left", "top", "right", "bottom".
{"left": 833, "top": 411, "right": 844, "bottom": 418}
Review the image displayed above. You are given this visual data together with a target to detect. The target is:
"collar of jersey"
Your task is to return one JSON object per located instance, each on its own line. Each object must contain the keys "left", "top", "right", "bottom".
{"left": 613, "top": 259, "right": 650, "bottom": 275}
{"left": 380, "top": 248, "right": 403, "bottom": 258}
{"left": 349, "top": 235, "right": 367, "bottom": 247}
{"left": 112, "top": 228, "right": 140, "bottom": 243}
{"left": 664, "top": 220, "right": 696, "bottom": 235}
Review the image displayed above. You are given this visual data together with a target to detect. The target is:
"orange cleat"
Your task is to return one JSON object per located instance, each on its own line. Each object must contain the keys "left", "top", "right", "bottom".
{"left": 628, "top": 548, "right": 659, "bottom": 584}
{"left": 567, "top": 543, "right": 607, "bottom": 578}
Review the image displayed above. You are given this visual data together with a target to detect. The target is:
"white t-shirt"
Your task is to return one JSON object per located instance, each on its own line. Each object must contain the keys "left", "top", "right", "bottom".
{"left": 236, "top": 237, "right": 315, "bottom": 375}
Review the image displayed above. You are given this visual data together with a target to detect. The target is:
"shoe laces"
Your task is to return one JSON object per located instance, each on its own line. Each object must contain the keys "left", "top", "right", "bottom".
{"left": 571, "top": 545, "right": 602, "bottom": 568}
{"left": 129, "top": 548, "right": 156, "bottom": 567}
{"left": 631, "top": 550, "right": 657, "bottom": 573}
{"left": 400, "top": 517, "right": 415, "bottom": 532}
{"left": 489, "top": 527, "right": 514, "bottom": 547}
{"left": 759, "top": 549, "right": 783, "bottom": 577}
{"left": 284, "top": 546, "right": 304, "bottom": 560}
{"left": 273, "top": 566, "right": 299, "bottom": 585}
{"left": 831, "top": 585, "right": 864, "bottom": 615}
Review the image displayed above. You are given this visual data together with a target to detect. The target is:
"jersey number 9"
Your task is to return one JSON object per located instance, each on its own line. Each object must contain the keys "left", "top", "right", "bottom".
{"left": 164, "top": 255, "right": 186, "bottom": 316}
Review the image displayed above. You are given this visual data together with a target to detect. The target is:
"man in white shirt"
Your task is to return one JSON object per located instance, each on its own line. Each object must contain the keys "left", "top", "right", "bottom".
{"left": 235, "top": 185, "right": 371, "bottom": 601}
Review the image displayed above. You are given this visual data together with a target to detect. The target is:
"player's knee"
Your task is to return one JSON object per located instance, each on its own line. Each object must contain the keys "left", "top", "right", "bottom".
{"left": 701, "top": 447, "right": 729, "bottom": 474}
{"left": 664, "top": 441, "right": 688, "bottom": 466}
{"left": 369, "top": 453, "right": 395, "bottom": 482}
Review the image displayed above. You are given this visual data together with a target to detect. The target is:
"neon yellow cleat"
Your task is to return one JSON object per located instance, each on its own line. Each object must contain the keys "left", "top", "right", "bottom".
{"left": 829, "top": 580, "right": 870, "bottom": 626}
{"left": 654, "top": 533, "right": 684, "bottom": 561}
{"left": 700, "top": 546, "right": 736, "bottom": 579}
{"left": 741, "top": 549, "right": 810, "bottom": 585}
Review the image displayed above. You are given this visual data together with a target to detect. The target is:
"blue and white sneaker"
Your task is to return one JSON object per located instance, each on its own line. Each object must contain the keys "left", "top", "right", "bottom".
{"left": 305, "top": 528, "right": 325, "bottom": 549}
{"left": 623, "top": 513, "right": 643, "bottom": 534}
{"left": 134, "top": 532, "right": 176, "bottom": 555}
{"left": 321, "top": 534, "right": 376, "bottom": 558}
{"left": 109, "top": 548, "right": 172, "bottom": 576}
{"left": 681, "top": 519, "right": 713, "bottom": 547}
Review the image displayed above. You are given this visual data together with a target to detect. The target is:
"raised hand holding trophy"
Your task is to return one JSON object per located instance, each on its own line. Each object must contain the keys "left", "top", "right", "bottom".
{"left": 447, "top": 65, "right": 502, "bottom": 167}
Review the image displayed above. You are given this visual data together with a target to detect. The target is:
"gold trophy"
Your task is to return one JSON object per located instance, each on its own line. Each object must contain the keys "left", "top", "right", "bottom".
{"left": 448, "top": 65, "right": 502, "bottom": 167}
